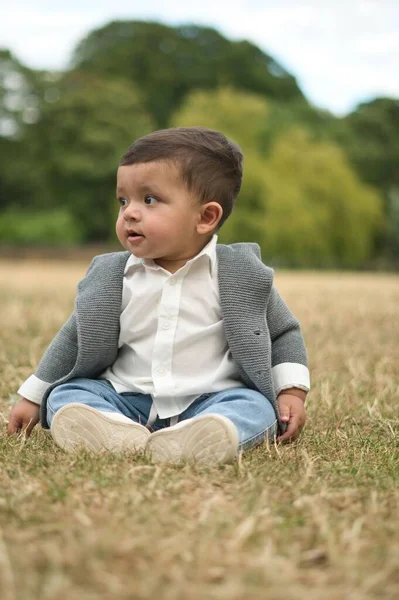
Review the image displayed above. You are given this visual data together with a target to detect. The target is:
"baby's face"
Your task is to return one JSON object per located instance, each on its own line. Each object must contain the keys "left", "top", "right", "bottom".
{"left": 115, "top": 161, "right": 205, "bottom": 272}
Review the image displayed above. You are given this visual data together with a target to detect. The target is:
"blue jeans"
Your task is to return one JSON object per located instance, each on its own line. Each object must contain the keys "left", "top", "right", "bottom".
{"left": 47, "top": 379, "right": 277, "bottom": 452}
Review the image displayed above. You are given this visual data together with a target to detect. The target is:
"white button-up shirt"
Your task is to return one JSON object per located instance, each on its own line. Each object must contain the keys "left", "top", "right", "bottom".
{"left": 18, "top": 236, "right": 310, "bottom": 412}
{"left": 101, "top": 235, "right": 245, "bottom": 418}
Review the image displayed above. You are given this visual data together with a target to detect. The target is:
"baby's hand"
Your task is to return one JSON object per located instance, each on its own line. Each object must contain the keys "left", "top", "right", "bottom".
{"left": 277, "top": 390, "right": 307, "bottom": 443}
{"left": 7, "top": 398, "right": 40, "bottom": 437}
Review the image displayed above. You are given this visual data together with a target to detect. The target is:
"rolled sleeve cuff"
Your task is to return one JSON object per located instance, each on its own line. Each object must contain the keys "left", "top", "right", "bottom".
{"left": 17, "top": 375, "right": 52, "bottom": 405}
{"left": 272, "top": 363, "right": 310, "bottom": 396}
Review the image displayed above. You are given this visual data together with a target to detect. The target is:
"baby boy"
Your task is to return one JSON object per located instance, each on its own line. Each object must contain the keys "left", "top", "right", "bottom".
{"left": 8, "top": 127, "right": 310, "bottom": 466}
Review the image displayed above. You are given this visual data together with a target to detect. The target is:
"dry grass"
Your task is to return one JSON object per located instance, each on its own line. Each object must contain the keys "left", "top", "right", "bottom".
{"left": 0, "top": 258, "right": 398, "bottom": 600}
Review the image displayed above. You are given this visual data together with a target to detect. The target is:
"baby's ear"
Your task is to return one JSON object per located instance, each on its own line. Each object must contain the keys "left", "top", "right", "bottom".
{"left": 197, "top": 202, "right": 223, "bottom": 234}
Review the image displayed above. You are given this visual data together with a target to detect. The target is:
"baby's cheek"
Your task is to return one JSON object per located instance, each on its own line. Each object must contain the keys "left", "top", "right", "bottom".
{"left": 146, "top": 220, "right": 168, "bottom": 239}
{"left": 115, "top": 219, "right": 126, "bottom": 245}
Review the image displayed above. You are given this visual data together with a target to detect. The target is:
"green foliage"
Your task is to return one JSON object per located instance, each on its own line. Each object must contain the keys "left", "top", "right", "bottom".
{"left": 72, "top": 21, "right": 305, "bottom": 128}
{"left": 172, "top": 86, "right": 270, "bottom": 153}
{"left": 0, "top": 136, "right": 27, "bottom": 207}
{"left": 262, "top": 128, "right": 383, "bottom": 267}
{"left": 0, "top": 21, "right": 396, "bottom": 266}
{"left": 22, "top": 72, "right": 154, "bottom": 241}
{"left": 174, "top": 89, "right": 383, "bottom": 267}
{"left": 259, "top": 101, "right": 338, "bottom": 153}
{"left": 333, "top": 98, "right": 399, "bottom": 260}
{"left": 221, "top": 153, "right": 271, "bottom": 244}
{"left": 0, "top": 50, "right": 41, "bottom": 138}
{"left": 338, "top": 98, "right": 399, "bottom": 193}
{"left": 386, "top": 187, "right": 399, "bottom": 259}
{"left": 0, "top": 208, "right": 83, "bottom": 246}
{"left": 173, "top": 87, "right": 271, "bottom": 244}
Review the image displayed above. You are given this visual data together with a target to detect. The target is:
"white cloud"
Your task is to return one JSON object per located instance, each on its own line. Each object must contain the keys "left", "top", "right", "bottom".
{"left": 353, "top": 33, "right": 399, "bottom": 54}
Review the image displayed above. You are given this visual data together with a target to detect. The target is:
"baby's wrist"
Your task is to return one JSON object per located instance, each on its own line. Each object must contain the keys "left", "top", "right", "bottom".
{"left": 20, "top": 397, "right": 40, "bottom": 408}
{"left": 277, "top": 388, "right": 307, "bottom": 402}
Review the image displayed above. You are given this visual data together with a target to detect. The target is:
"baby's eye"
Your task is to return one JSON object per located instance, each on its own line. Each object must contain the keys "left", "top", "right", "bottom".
{"left": 144, "top": 195, "right": 158, "bottom": 206}
{"left": 118, "top": 197, "right": 128, "bottom": 207}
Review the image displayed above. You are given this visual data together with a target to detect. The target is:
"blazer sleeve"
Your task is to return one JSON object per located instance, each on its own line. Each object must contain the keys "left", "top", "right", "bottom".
{"left": 32, "top": 255, "right": 100, "bottom": 386}
{"left": 266, "top": 286, "right": 308, "bottom": 368}
{"left": 34, "top": 311, "right": 79, "bottom": 384}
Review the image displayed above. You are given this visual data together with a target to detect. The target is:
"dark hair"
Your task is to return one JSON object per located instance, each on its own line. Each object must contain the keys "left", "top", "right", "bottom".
{"left": 119, "top": 127, "right": 243, "bottom": 229}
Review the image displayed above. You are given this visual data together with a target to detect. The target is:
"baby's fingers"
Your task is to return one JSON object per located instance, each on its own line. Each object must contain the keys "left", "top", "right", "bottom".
{"left": 7, "top": 400, "right": 40, "bottom": 437}
{"left": 277, "top": 414, "right": 300, "bottom": 443}
{"left": 7, "top": 414, "right": 22, "bottom": 435}
{"left": 279, "top": 403, "right": 290, "bottom": 423}
{"left": 7, "top": 416, "right": 36, "bottom": 437}
{"left": 24, "top": 418, "right": 38, "bottom": 437}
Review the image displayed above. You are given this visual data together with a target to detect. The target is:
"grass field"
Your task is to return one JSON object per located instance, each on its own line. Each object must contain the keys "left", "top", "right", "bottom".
{"left": 0, "top": 259, "right": 398, "bottom": 600}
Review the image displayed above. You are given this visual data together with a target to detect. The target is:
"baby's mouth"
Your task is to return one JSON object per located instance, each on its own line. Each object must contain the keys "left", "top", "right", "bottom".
{"left": 126, "top": 230, "right": 144, "bottom": 239}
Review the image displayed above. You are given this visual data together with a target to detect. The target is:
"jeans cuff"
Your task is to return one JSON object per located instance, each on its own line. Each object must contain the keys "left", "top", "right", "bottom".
{"left": 238, "top": 420, "right": 277, "bottom": 452}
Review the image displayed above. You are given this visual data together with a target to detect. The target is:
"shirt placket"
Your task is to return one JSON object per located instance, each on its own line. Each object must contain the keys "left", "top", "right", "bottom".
{"left": 151, "top": 273, "right": 183, "bottom": 403}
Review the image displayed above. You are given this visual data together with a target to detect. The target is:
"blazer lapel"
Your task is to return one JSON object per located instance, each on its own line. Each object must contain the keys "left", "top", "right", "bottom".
{"left": 216, "top": 244, "right": 274, "bottom": 388}
{"left": 75, "top": 252, "right": 130, "bottom": 373}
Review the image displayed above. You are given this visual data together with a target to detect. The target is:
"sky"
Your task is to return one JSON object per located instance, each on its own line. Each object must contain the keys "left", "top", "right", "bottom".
{"left": 1, "top": 0, "right": 399, "bottom": 115}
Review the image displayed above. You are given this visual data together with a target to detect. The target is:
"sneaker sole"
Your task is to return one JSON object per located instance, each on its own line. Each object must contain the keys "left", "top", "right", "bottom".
{"left": 146, "top": 414, "right": 239, "bottom": 466}
{"left": 51, "top": 403, "right": 150, "bottom": 453}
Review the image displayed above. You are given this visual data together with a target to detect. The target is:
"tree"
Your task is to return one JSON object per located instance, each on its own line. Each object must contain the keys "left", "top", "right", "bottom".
{"left": 0, "top": 49, "right": 41, "bottom": 138}
{"left": 72, "top": 21, "right": 306, "bottom": 128}
{"left": 0, "top": 24, "right": 394, "bottom": 263}
{"left": 173, "top": 89, "right": 383, "bottom": 267}
{"left": 338, "top": 98, "right": 399, "bottom": 193}
{"left": 172, "top": 86, "right": 270, "bottom": 152}
{"left": 262, "top": 128, "right": 383, "bottom": 267}
{"left": 173, "top": 87, "right": 272, "bottom": 244}
{"left": 0, "top": 50, "right": 47, "bottom": 211}
{"left": 334, "top": 98, "right": 399, "bottom": 260}
{"left": 17, "top": 72, "right": 154, "bottom": 242}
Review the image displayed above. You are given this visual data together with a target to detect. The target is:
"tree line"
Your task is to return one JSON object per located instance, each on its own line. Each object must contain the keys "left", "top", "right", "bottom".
{"left": 0, "top": 21, "right": 397, "bottom": 268}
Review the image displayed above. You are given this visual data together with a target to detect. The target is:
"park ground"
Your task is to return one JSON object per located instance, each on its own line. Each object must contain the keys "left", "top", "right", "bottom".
{"left": 0, "top": 259, "right": 398, "bottom": 600}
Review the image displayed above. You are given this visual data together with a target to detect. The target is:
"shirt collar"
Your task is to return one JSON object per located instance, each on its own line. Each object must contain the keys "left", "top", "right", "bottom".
{"left": 189, "top": 234, "right": 218, "bottom": 275}
{"left": 124, "top": 234, "right": 218, "bottom": 276}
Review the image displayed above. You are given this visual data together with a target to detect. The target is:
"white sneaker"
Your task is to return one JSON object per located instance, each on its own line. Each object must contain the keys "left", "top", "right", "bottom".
{"left": 51, "top": 403, "right": 150, "bottom": 453}
{"left": 146, "top": 414, "right": 239, "bottom": 466}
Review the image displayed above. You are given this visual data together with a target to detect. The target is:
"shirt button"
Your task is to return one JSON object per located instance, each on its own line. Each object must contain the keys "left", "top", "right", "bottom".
{"left": 169, "top": 278, "right": 178, "bottom": 286}
{"left": 157, "top": 366, "right": 166, "bottom": 376}
{"left": 162, "top": 321, "right": 171, "bottom": 330}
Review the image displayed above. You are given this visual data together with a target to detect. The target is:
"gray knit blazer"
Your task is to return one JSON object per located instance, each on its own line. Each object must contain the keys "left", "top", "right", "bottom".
{"left": 36, "top": 243, "right": 308, "bottom": 432}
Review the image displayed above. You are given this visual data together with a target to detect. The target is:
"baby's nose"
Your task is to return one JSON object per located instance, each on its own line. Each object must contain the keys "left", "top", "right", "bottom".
{"left": 124, "top": 205, "right": 141, "bottom": 221}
